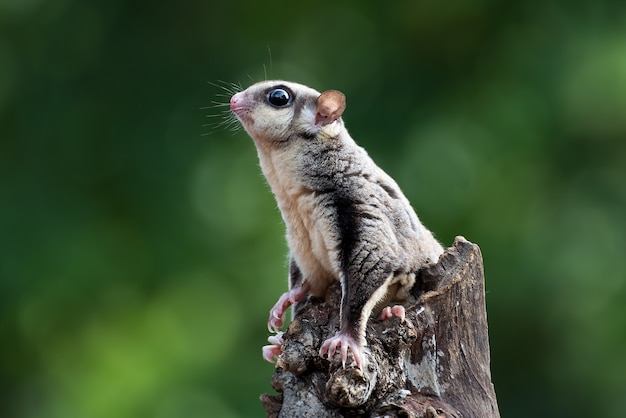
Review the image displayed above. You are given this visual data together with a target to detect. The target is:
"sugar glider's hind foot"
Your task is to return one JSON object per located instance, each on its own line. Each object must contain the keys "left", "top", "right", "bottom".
{"left": 319, "top": 332, "right": 364, "bottom": 369}
{"left": 262, "top": 332, "right": 284, "bottom": 363}
{"left": 379, "top": 305, "right": 406, "bottom": 322}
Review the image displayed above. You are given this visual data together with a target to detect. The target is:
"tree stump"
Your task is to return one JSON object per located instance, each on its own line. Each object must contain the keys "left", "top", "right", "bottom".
{"left": 260, "top": 236, "right": 500, "bottom": 417}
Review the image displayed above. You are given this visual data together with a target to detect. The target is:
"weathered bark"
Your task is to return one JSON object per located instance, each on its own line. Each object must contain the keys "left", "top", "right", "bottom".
{"left": 260, "top": 236, "right": 500, "bottom": 417}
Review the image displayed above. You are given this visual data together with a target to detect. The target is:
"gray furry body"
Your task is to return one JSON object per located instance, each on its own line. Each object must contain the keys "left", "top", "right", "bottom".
{"left": 266, "top": 118, "right": 440, "bottom": 341}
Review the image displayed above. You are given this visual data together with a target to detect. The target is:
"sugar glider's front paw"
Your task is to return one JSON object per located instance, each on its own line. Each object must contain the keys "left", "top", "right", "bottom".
{"left": 267, "top": 283, "right": 310, "bottom": 333}
{"left": 319, "top": 332, "right": 364, "bottom": 369}
{"left": 267, "top": 292, "right": 291, "bottom": 332}
{"left": 262, "top": 332, "right": 284, "bottom": 363}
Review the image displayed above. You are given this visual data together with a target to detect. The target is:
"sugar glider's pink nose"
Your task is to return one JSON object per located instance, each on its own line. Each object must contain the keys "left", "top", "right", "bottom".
{"left": 230, "top": 92, "right": 243, "bottom": 113}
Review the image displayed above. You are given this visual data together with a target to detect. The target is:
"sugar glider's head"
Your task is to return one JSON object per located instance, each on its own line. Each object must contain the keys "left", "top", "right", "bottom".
{"left": 230, "top": 80, "right": 346, "bottom": 147}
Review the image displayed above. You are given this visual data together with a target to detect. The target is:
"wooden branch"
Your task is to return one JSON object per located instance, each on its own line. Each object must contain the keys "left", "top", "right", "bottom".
{"left": 260, "top": 236, "right": 500, "bottom": 417}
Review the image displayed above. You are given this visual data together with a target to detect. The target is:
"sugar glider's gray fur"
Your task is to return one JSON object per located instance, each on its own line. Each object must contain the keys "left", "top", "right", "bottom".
{"left": 230, "top": 80, "right": 443, "bottom": 368}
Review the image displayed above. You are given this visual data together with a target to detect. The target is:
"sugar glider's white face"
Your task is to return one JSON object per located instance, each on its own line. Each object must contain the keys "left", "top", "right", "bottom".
{"left": 230, "top": 80, "right": 322, "bottom": 146}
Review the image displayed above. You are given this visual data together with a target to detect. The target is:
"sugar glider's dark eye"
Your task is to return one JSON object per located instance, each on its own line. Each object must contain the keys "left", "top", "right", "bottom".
{"left": 267, "top": 88, "right": 292, "bottom": 107}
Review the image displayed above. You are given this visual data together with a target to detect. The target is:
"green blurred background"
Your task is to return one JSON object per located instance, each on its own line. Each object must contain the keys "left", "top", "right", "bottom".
{"left": 1, "top": 0, "right": 625, "bottom": 417}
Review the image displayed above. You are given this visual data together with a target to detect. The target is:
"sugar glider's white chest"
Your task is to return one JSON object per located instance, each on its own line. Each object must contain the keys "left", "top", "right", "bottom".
{"left": 262, "top": 151, "right": 340, "bottom": 294}
{"left": 281, "top": 191, "right": 340, "bottom": 295}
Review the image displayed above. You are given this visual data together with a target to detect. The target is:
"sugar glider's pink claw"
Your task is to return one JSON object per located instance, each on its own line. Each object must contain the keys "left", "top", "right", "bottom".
{"left": 262, "top": 332, "right": 284, "bottom": 363}
{"left": 267, "top": 292, "right": 290, "bottom": 332}
{"left": 319, "top": 332, "right": 364, "bottom": 369}
{"left": 267, "top": 283, "right": 310, "bottom": 333}
{"left": 379, "top": 305, "right": 406, "bottom": 322}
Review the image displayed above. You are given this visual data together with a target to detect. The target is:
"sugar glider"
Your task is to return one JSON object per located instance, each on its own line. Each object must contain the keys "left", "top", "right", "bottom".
{"left": 229, "top": 80, "right": 443, "bottom": 369}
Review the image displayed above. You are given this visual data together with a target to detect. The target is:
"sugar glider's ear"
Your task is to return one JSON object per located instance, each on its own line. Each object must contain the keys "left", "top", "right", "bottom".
{"left": 315, "top": 90, "right": 346, "bottom": 126}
